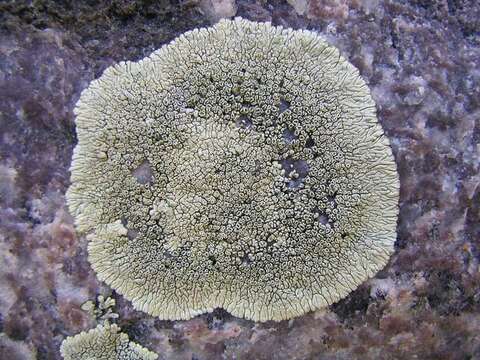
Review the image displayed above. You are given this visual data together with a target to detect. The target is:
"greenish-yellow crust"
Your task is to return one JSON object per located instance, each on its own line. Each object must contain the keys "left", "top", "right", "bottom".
{"left": 67, "top": 18, "right": 399, "bottom": 322}
{"left": 60, "top": 323, "right": 158, "bottom": 360}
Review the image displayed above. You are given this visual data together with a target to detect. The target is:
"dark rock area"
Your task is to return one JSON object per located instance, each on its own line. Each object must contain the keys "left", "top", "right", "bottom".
{"left": 0, "top": 0, "right": 479, "bottom": 359}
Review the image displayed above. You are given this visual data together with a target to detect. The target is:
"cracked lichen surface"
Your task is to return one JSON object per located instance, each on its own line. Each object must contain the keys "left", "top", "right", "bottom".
{"left": 60, "top": 323, "right": 158, "bottom": 360}
{"left": 67, "top": 18, "right": 399, "bottom": 322}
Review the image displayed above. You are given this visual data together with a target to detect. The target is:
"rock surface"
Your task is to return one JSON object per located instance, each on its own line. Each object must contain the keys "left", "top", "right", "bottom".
{"left": 0, "top": 0, "right": 479, "bottom": 359}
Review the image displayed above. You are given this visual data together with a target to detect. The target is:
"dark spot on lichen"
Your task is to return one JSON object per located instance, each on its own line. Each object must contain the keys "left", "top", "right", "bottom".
{"left": 120, "top": 217, "right": 138, "bottom": 240}
{"left": 327, "top": 192, "right": 338, "bottom": 208}
{"left": 236, "top": 115, "right": 252, "bottom": 129}
{"left": 283, "top": 127, "right": 297, "bottom": 144}
{"left": 305, "top": 136, "right": 315, "bottom": 148}
{"left": 252, "top": 160, "right": 262, "bottom": 176}
{"left": 318, "top": 213, "right": 329, "bottom": 225}
{"left": 279, "top": 97, "right": 290, "bottom": 113}
{"left": 127, "top": 228, "right": 138, "bottom": 240}
{"left": 313, "top": 207, "right": 331, "bottom": 226}
{"left": 208, "top": 255, "right": 217, "bottom": 266}
{"left": 240, "top": 253, "right": 252, "bottom": 265}
{"left": 280, "top": 156, "right": 309, "bottom": 189}
{"left": 132, "top": 160, "right": 153, "bottom": 185}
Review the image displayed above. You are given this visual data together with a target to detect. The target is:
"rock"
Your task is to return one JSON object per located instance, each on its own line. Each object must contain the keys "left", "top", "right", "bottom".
{"left": 0, "top": 0, "right": 479, "bottom": 359}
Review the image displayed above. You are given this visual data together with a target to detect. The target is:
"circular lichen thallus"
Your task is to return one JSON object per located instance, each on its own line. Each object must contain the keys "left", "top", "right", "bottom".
{"left": 67, "top": 18, "right": 399, "bottom": 322}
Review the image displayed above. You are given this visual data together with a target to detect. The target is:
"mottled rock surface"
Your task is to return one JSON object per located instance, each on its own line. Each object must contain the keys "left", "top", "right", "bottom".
{"left": 0, "top": 0, "right": 479, "bottom": 359}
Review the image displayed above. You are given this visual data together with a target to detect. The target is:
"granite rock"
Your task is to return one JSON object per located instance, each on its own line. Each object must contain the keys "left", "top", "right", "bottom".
{"left": 0, "top": 0, "right": 479, "bottom": 359}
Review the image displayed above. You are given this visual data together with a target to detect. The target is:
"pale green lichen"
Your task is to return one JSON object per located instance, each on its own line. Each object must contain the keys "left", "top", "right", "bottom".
{"left": 81, "top": 295, "right": 119, "bottom": 322}
{"left": 67, "top": 18, "right": 399, "bottom": 321}
{"left": 60, "top": 323, "right": 158, "bottom": 360}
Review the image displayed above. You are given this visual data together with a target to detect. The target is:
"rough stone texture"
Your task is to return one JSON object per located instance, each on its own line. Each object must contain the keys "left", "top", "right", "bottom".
{"left": 0, "top": 0, "right": 479, "bottom": 359}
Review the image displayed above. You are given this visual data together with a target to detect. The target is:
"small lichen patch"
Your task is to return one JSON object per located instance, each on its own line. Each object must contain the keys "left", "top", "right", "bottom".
{"left": 67, "top": 18, "right": 399, "bottom": 322}
{"left": 60, "top": 323, "right": 158, "bottom": 360}
{"left": 81, "top": 295, "right": 119, "bottom": 322}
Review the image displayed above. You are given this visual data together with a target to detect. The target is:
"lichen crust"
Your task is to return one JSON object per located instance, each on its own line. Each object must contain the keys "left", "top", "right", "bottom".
{"left": 67, "top": 17, "right": 400, "bottom": 321}
{"left": 60, "top": 323, "right": 158, "bottom": 360}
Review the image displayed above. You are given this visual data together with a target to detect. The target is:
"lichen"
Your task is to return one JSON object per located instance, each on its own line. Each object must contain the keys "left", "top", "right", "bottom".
{"left": 67, "top": 18, "right": 399, "bottom": 321}
{"left": 81, "top": 295, "right": 119, "bottom": 322}
{"left": 61, "top": 296, "right": 156, "bottom": 360}
{"left": 60, "top": 322, "right": 158, "bottom": 360}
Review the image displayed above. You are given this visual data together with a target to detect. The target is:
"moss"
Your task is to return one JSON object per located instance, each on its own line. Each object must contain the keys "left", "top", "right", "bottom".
{"left": 67, "top": 18, "right": 399, "bottom": 321}
{"left": 60, "top": 323, "right": 158, "bottom": 360}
